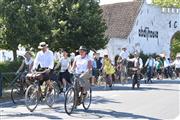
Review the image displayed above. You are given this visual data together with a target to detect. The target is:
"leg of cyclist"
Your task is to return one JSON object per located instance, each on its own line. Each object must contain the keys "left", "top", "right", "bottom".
{"left": 62, "top": 78, "right": 67, "bottom": 92}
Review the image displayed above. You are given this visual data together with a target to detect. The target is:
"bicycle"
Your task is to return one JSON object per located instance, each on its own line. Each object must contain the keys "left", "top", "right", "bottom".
{"left": 64, "top": 73, "right": 92, "bottom": 115}
{"left": 130, "top": 68, "right": 142, "bottom": 89}
{"left": 25, "top": 72, "right": 55, "bottom": 112}
{"left": 10, "top": 71, "right": 28, "bottom": 104}
{"left": 51, "top": 70, "right": 73, "bottom": 100}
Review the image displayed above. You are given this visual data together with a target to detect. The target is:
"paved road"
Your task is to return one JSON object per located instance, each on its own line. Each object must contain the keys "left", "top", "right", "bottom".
{"left": 0, "top": 80, "right": 180, "bottom": 120}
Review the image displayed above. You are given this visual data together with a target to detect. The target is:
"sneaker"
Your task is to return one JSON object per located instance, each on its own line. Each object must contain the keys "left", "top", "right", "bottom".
{"left": 63, "top": 87, "right": 66, "bottom": 92}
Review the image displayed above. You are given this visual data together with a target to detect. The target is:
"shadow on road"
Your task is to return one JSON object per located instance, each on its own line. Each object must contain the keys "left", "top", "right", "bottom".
{"left": 91, "top": 96, "right": 121, "bottom": 104}
{"left": 152, "top": 80, "right": 180, "bottom": 84}
{"left": 0, "top": 112, "right": 62, "bottom": 119}
{"left": 92, "top": 80, "right": 180, "bottom": 92}
{"left": 71, "top": 109, "right": 160, "bottom": 120}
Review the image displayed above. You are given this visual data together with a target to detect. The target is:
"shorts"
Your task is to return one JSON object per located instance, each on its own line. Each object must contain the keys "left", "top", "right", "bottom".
{"left": 92, "top": 68, "right": 98, "bottom": 77}
{"left": 58, "top": 70, "right": 71, "bottom": 83}
{"left": 37, "top": 68, "right": 52, "bottom": 85}
{"left": 176, "top": 68, "right": 180, "bottom": 73}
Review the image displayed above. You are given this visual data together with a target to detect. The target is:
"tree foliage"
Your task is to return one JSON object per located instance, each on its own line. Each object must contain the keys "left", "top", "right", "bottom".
{"left": 48, "top": 0, "right": 108, "bottom": 51}
{"left": 172, "top": 32, "right": 180, "bottom": 58}
{"left": 153, "top": 0, "right": 180, "bottom": 8}
{"left": 0, "top": 0, "right": 108, "bottom": 59}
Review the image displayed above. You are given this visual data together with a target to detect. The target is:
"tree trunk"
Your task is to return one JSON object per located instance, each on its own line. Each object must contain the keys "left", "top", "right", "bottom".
{"left": 12, "top": 49, "right": 17, "bottom": 61}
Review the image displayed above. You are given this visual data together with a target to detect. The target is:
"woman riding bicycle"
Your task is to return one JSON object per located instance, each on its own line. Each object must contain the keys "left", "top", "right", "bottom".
{"left": 54, "top": 49, "right": 71, "bottom": 92}
{"left": 16, "top": 51, "right": 33, "bottom": 84}
{"left": 16, "top": 51, "right": 33, "bottom": 74}
{"left": 71, "top": 46, "right": 92, "bottom": 97}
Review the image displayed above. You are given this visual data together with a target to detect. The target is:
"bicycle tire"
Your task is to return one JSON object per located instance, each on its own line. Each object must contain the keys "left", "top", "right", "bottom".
{"left": 82, "top": 88, "right": 92, "bottom": 110}
{"left": 45, "top": 84, "right": 56, "bottom": 108}
{"left": 64, "top": 87, "right": 75, "bottom": 115}
{"left": 11, "top": 83, "right": 25, "bottom": 104}
{"left": 25, "top": 84, "right": 39, "bottom": 112}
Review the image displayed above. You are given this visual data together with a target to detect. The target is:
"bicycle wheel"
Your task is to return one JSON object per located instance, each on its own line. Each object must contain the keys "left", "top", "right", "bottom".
{"left": 82, "top": 88, "right": 92, "bottom": 110}
{"left": 64, "top": 87, "right": 75, "bottom": 115}
{"left": 11, "top": 83, "right": 25, "bottom": 104}
{"left": 172, "top": 71, "right": 177, "bottom": 80}
{"left": 45, "top": 84, "right": 55, "bottom": 107}
{"left": 25, "top": 84, "right": 39, "bottom": 112}
{"left": 52, "top": 81, "right": 60, "bottom": 99}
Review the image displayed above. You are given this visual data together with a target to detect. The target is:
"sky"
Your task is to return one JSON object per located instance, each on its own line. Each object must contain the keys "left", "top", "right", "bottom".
{"left": 99, "top": 0, "right": 134, "bottom": 5}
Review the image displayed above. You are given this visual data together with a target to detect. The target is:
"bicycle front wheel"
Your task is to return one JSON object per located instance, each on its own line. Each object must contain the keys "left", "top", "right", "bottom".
{"left": 82, "top": 88, "right": 92, "bottom": 110}
{"left": 45, "top": 84, "right": 56, "bottom": 108}
{"left": 64, "top": 87, "right": 75, "bottom": 115}
{"left": 11, "top": 82, "right": 26, "bottom": 104}
{"left": 25, "top": 84, "right": 39, "bottom": 112}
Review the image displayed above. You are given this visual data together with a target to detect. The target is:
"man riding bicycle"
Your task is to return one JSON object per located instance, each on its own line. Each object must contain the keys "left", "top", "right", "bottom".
{"left": 128, "top": 52, "right": 143, "bottom": 88}
{"left": 31, "top": 42, "right": 54, "bottom": 88}
{"left": 71, "top": 46, "right": 92, "bottom": 99}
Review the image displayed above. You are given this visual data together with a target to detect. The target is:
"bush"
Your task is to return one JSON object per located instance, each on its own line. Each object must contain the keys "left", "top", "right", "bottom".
{"left": 0, "top": 60, "right": 21, "bottom": 88}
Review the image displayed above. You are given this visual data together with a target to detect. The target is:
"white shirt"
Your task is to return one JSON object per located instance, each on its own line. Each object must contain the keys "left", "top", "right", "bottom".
{"left": 74, "top": 55, "right": 90, "bottom": 74}
{"left": 172, "top": 59, "right": 180, "bottom": 68}
{"left": 33, "top": 50, "right": 54, "bottom": 70}
{"left": 120, "top": 50, "right": 129, "bottom": 59}
{"left": 128, "top": 57, "right": 143, "bottom": 69}
{"left": 24, "top": 58, "right": 33, "bottom": 65}
{"left": 145, "top": 58, "right": 155, "bottom": 67}
{"left": 164, "top": 59, "right": 170, "bottom": 68}
{"left": 59, "top": 57, "right": 70, "bottom": 72}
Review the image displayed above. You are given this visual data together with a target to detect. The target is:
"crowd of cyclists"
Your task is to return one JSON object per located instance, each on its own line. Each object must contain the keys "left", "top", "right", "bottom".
{"left": 13, "top": 41, "right": 180, "bottom": 113}
{"left": 16, "top": 42, "right": 180, "bottom": 89}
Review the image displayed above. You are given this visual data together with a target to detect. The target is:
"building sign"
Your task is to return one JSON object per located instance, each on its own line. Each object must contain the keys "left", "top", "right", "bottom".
{"left": 138, "top": 27, "right": 158, "bottom": 40}
{"left": 169, "top": 21, "right": 178, "bottom": 28}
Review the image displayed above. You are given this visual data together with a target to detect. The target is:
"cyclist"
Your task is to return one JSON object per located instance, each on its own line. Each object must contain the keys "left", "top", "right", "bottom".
{"left": 54, "top": 49, "right": 71, "bottom": 92}
{"left": 163, "top": 56, "right": 172, "bottom": 79}
{"left": 16, "top": 51, "right": 33, "bottom": 84}
{"left": 155, "top": 56, "right": 163, "bottom": 79}
{"left": 145, "top": 55, "right": 155, "bottom": 83}
{"left": 171, "top": 54, "right": 180, "bottom": 78}
{"left": 102, "top": 55, "right": 115, "bottom": 88}
{"left": 128, "top": 52, "right": 143, "bottom": 85}
{"left": 71, "top": 46, "right": 92, "bottom": 98}
{"left": 32, "top": 42, "right": 54, "bottom": 89}
{"left": 16, "top": 51, "right": 33, "bottom": 75}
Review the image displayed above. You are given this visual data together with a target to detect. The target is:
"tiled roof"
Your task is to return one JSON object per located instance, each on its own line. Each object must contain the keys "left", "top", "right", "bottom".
{"left": 101, "top": 1, "right": 142, "bottom": 38}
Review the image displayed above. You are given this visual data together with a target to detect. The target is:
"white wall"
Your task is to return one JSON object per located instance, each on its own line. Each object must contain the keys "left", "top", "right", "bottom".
{"left": 128, "top": 1, "right": 180, "bottom": 57}
{"left": 107, "top": 2, "right": 180, "bottom": 58}
{"left": 107, "top": 38, "right": 128, "bottom": 61}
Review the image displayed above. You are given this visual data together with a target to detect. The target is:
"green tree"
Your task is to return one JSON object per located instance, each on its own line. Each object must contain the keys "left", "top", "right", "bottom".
{"left": 48, "top": 0, "right": 108, "bottom": 51}
{"left": 171, "top": 32, "right": 180, "bottom": 58}
{"left": 153, "top": 0, "right": 180, "bottom": 8}
{"left": 0, "top": 0, "right": 52, "bottom": 60}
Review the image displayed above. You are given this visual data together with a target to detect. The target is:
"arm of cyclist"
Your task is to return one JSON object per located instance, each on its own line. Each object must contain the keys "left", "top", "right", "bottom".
{"left": 54, "top": 62, "right": 60, "bottom": 70}
{"left": 16, "top": 60, "right": 25, "bottom": 75}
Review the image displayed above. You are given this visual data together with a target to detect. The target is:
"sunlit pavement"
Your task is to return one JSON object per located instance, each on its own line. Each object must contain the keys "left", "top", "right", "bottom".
{"left": 0, "top": 79, "right": 180, "bottom": 120}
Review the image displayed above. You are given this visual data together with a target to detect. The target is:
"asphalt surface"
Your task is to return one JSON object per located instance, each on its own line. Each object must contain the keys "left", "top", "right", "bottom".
{"left": 0, "top": 79, "right": 180, "bottom": 120}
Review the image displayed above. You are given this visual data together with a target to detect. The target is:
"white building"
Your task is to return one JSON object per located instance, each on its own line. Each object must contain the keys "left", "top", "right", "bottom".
{"left": 101, "top": 0, "right": 180, "bottom": 59}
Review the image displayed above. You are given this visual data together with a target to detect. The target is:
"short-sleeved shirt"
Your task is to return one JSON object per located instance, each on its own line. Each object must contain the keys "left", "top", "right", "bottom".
{"left": 172, "top": 59, "right": 180, "bottom": 69}
{"left": 24, "top": 58, "right": 33, "bottom": 66}
{"left": 59, "top": 57, "right": 70, "bottom": 72}
{"left": 74, "top": 55, "right": 90, "bottom": 74}
{"left": 155, "top": 60, "right": 163, "bottom": 70}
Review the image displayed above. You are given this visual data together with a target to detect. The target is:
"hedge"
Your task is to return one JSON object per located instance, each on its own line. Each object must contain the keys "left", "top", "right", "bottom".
{"left": 0, "top": 60, "right": 21, "bottom": 88}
